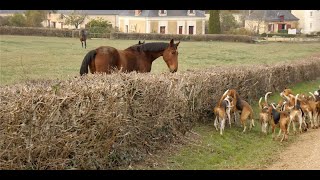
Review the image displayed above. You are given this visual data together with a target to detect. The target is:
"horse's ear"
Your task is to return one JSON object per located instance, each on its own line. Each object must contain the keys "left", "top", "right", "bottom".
{"left": 176, "top": 40, "right": 180, "bottom": 47}
{"left": 169, "top": 39, "right": 174, "bottom": 46}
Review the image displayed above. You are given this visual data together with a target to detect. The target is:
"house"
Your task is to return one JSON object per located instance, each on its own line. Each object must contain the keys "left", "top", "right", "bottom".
{"left": 118, "top": 10, "right": 206, "bottom": 34}
{"left": 44, "top": 10, "right": 120, "bottom": 29}
{"left": 291, "top": 10, "right": 320, "bottom": 34}
{"left": 244, "top": 10, "right": 299, "bottom": 34}
{"left": 0, "top": 10, "right": 120, "bottom": 29}
{"left": 0, "top": 10, "right": 206, "bottom": 35}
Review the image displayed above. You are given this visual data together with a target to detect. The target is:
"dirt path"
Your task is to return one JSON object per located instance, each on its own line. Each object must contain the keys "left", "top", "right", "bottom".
{"left": 265, "top": 128, "right": 320, "bottom": 170}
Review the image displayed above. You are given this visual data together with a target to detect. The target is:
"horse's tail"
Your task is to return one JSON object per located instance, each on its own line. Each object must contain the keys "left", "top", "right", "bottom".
{"left": 80, "top": 49, "right": 96, "bottom": 76}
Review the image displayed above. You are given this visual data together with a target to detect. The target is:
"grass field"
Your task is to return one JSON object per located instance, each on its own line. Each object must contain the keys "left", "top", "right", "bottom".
{"left": 1, "top": 35, "right": 320, "bottom": 85}
{"left": 134, "top": 78, "right": 320, "bottom": 170}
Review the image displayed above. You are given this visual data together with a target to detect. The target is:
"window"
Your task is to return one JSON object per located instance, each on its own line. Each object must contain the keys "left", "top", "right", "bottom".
{"left": 287, "top": 24, "right": 291, "bottom": 29}
{"left": 125, "top": 25, "right": 128, "bottom": 33}
{"left": 268, "top": 24, "right": 274, "bottom": 32}
{"left": 188, "top": 26, "right": 194, "bottom": 35}
{"left": 179, "top": 26, "right": 183, "bottom": 34}
{"left": 160, "top": 26, "right": 166, "bottom": 34}
{"left": 279, "top": 15, "right": 284, "bottom": 22}
{"left": 159, "top": 10, "right": 167, "bottom": 16}
{"left": 310, "top": 11, "right": 313, "bottom": 16}
{"left": 277, "top": 24, "right": 286, "bottom": 30}
{"left": 188, "top": 10, "right": 195, "bottom": 16}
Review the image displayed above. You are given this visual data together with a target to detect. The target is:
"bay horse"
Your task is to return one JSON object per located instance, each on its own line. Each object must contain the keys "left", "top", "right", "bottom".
{"left": 79, "top": 39, "right": 180, "bottom": 75}
{"left": 80, "top": 29, "right": 88, "bottom": 49}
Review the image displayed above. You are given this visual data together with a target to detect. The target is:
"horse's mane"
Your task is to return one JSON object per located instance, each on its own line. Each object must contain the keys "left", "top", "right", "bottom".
{"left": 126, "top": 42, "right": 170, "bottom": 52}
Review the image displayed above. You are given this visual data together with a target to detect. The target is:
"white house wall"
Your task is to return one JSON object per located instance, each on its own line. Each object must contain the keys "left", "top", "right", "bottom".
{"left": 292, "top": 10, "right": 320, "bottom": 34}
{"left": 158, "top": 21, "right": 168, "bottom": 34}
{"left": 176, "top": 21, "right": 185, "bottom": 34}
{"left": 186, "top": 21, "right": 196, "bottom": 34}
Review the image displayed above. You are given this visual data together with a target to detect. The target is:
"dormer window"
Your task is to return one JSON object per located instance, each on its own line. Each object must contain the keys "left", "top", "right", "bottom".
{"left": 188, "top": 10, "right": 195, "bottom": 16}
{"left": 279, "top": 15, "right": 284, "bottom": 22}
{"left": 159, "top": 10, "right": 167, "bottom": 16}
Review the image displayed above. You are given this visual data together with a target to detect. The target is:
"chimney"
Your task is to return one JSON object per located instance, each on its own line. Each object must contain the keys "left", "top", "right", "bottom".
{"left": 135, "top": 10, "right": 142, "bottom": 16}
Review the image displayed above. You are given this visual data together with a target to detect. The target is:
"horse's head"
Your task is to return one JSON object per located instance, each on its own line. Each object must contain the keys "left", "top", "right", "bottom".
{"left": 138, "top": 40, "right": 145, "bottom": 45}
{"left": 163, "top": 39, "right": 180, "bottom": 73}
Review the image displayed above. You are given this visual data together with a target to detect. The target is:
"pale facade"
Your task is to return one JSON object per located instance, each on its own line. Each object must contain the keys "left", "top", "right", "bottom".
{"left": 118, "top": 16, "right": 205, "bottom": 34}
{"left": 0, "top": 10, "right": 206, "bottom": 34}
{"left": 245, "top": 20, "right": 298, "bottom": 34}
{"left": 292, "top": 10, "right": 320, "bottom": 34}
{"left": 244, "top": 10, "right": 299, "bottom": 34}
{"left": 43, "top": 12, "right": 118, "bottom": 29}
{"left": 118, "top": 10, "right": 206, "bottom": 35}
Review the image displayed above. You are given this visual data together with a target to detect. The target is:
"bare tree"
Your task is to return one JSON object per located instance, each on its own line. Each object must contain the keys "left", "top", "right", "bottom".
{"left": 244, "top": 11, "right": 265, "bottom": 34}
{"left": 64, "top": 10, "right": 87, "bottom": 29}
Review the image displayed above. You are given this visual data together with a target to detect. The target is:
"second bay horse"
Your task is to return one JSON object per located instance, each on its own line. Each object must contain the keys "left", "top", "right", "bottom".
{"left": 79, "top": 39, "right": 180, "bottom": 75}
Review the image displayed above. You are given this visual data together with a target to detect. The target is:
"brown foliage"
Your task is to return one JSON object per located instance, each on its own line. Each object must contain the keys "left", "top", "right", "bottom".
{"left": 0, "top": 26, "right": 80, "bottom": 38}
{"left": 0, "top": 57, "right": 319, "bottom": 169}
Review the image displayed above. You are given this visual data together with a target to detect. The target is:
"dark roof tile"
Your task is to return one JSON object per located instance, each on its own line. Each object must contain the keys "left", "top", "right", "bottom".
{"left": 246, "top": 10, "right": 299, "bottom": 21}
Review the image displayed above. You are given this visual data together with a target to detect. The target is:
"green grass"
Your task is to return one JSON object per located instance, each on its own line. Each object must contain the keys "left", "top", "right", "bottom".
{"left": 1, "top": 35, "right": 320, "bottom": 85}
{"left": 144, "top": 78, "right": 320, "bottom": 170}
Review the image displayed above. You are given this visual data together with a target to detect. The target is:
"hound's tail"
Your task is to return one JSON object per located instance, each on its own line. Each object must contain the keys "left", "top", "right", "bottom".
{"left": 80, "top": 50, "right": 97, "bottom": 76}
{"left": 265, "top": 92, "right": 272, "bottom": 105}
{"left": 259, "top": 97, "right": 263, "bottom": 110}
{"left": 249, "top": 106, "right": 255, "bottom": 127}
{"left": 295, "top": 94, "right": 299, "bottom": 107}
{"left": 309, "top": 92, "right": 316, "bottom": 100}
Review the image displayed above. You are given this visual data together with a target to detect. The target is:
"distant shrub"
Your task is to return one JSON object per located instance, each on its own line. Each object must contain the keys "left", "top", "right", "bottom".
{"left": 278, "top": 29, "right": 288, "bottom": 34}
{"left": 264, "top": 33, "right": 296, "bottom": 38}
{"left": 226, "top": 28, "right": 255, "bottom": 36}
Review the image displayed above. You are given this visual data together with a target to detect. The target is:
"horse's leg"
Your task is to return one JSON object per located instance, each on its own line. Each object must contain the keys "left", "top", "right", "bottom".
{"left": 85, "top": 40, "right": 87, "bottom": 49}
{"left": 81, "top": 41, "right": 83, "bottom": 48}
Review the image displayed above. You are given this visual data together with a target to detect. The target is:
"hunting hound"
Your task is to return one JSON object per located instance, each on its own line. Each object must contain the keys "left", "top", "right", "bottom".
{"left": 221, "top": 89, "right": 255, "bottom": 133}
{"left": 213, "top": 90, "right": 234, "bottom": 135}
{"left": 259, "top": 92, "right": 272, "bottom": 134}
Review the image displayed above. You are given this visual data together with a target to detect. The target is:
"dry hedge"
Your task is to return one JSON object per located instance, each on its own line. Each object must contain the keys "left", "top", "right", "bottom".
{"left": 0, "top": 57, "right": 319, "bottom": 169}
{"left": 110, "top": 32, "right": 254, "bottom": 42}
{"left": 0, "top": 27, "right": 80, "bottom": 38}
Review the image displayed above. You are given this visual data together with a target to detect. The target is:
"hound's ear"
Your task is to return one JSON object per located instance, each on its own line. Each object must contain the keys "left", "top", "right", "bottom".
{"left": 143, "top": 40, "right": 145, "bottom": 44}
{"left": 169, "top": 39, "right": 174, "bottom": 46}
